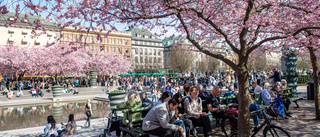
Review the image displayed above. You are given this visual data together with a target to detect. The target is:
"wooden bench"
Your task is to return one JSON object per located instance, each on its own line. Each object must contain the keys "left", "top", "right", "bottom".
{"left": 119, "top": 107, "right": 152, "bottom": 137}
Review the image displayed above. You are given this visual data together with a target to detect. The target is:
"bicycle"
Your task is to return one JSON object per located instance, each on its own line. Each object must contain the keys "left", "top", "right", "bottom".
{"left": 221, "top": 104, "right": 291, "bottom": 137}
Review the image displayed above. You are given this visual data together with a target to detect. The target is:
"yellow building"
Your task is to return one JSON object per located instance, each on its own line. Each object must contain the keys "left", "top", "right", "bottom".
{"left": 61, "top": 27, "right": 132, "bottom": 59}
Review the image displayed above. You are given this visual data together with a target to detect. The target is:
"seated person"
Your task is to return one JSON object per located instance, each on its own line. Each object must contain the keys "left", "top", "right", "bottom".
{"left": 7, "top": 90, "right": 13, "bottom": 99}
{"left": 140, "top": 91, "right": 153, "bottom": 117}
{"left": 44, "top": 115, "right": 59, "bottom": 137}
{"left": 140, "top": 91, "right": 153, "bottom": 107}
{"left": 115, "top": 90, "right": 142, "bottom": 137}
{"left": 2, "top": 87, "right": 8, "bottom": 96}
{"left": 279, "top": 79, "right": 287, "bottom": 90}
{"left": 143, "top": 99, "right": 185, "bottom": 137}
{"left": 223, "top": 85, "right": 235, "bottom": 104}
{"left": 59, "top": 114, "right": 77, "bottom": 135}
{"left": 172, "top": 92, "right": 196, "bottom": 137}
{"left": 155, "top": 92, "right": 172, "bottom": 106}
{"left": 252, "top": 81, "right": 263, "bottom": 93}
{"left": 261, "top": 83, "right": 273, "bottom": 105}
{"left": 185, "top": 86, "right": 212, "bottom": 137}
{"left": 269, "top": 85, "right": 278, "bottom": 98}
{"left": 206, "top": 86, "right": 228, "bottom": 119}
{"left": 73, "top": 89, "right": 79, "bottom": 95}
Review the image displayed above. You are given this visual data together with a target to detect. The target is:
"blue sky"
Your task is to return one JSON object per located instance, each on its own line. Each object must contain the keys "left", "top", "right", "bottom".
{"left": 2, "top": 0, "right": 179, "bottom": 39}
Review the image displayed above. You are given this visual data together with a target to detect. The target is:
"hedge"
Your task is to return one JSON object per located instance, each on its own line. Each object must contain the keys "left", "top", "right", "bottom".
{"left": 281, "top": 74, "right": 312, "bottom": 84}
{"left": 169, "top": 77, "right": 189, "bottom": 81}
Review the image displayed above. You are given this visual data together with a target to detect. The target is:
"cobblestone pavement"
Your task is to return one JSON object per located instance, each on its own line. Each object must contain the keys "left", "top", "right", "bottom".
{"left": 1, "top": 85, "right": 320, "bottom": 136}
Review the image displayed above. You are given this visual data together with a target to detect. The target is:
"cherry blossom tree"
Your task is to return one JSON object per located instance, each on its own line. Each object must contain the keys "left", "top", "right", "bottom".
{"left": 3, "top": 0, "right": 320, "bottom": 135}
{"left": 87, "top": 53, "right": 131, "bottom": 76}
{"left": 0, "top": 44, "right": 33, "bottom": 80}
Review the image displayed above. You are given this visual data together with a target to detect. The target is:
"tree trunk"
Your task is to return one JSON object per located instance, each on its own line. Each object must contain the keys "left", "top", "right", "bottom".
{"left": 307, "top": 47, "right": 320, "bottom": 119}
{"left": 237, "top": 56, "right": 251, "bottom": 137}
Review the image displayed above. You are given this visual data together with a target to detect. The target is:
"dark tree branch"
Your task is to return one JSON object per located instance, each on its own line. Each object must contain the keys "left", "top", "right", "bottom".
{"left": 176, "top": 12, "right": 237, "bottom": 70}
{"left": 247, "top": 26, "right": 320, "bottom": 54}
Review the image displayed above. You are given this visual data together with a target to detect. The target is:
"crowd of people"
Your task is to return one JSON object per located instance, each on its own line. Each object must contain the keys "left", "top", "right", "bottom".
{"left": 1, "top": 68, "right": 295, "bottom": 136}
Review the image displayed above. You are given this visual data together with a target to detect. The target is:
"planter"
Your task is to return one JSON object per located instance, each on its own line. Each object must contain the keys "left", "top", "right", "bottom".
{"left": 107, "top": 92, "right": 126, "bottom": 108}
{"left": 90, "top": 70, "right": 97, "bottom": 88}
{"left": 52, "top": 86, "right": 62, "bottom": 101}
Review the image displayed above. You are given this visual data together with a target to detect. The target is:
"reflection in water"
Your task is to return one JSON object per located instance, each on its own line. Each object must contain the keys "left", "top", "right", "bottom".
{"left": 0, "top": 101, "right": 110, "bottom": 131}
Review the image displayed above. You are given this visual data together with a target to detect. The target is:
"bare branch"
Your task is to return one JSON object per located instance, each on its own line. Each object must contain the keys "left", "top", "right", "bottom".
{"left": 247, "top": 26, "right": 320, "bottom": 54}
{"left": 176, "top": 12, "right": 237, "bottom": 70}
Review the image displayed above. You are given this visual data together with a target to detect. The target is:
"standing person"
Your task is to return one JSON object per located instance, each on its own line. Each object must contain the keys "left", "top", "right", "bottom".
{"left": 84, "top": 99, "right": 93, "bottom": 127}
{"left": 269, "top": 68, "right": 281, "bottom": 85}
{"left": 44, "top": 115, "right": 59, "bottom": 137}
{"left": 184, "top": 86, "right": 212, "bottom": 136}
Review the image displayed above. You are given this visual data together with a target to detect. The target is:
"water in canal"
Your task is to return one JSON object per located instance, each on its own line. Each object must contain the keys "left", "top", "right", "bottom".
{"left": 0, "top": 101, "right": 111, "bottom": 131}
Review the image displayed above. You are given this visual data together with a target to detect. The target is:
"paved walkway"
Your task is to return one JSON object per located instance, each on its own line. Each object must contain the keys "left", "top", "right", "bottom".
{"left": 1, "top": 85, "right": 320, "bottom": 136}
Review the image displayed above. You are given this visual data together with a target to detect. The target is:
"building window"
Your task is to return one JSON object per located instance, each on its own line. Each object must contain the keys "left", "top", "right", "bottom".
{"left": 105, "top": 46, "right": 109, "bottom": 53}
{"left": 112, "top": 47, "right": 115, "bottom": 52}
{"left": 90, "top": 46, "right": 93, "bottom": 51}
{"left": 149, "top": 57, "right": 152, "bottom": 63}
{"left": 149, "top": 42, "right": 152, "bottom": 46}
{"left": 140, "top": 57, "right": 143, "bottom": 63}
{"left": 90, "top": 37, "right": 93, "bottom": 43}
{"left": 149, "top": 49, "right": 152, "bottom": 55}
{"left": 140, "top": 41, "right": 143, "bottom": 44}
{"left": 97, "top": 46, "right": 101, "bottom": 52}
{"left": 105, "top": 38, "right": 108, "bottom": 43}
{"left": 119, "top": 39, "right": 122, "bottom": 45}
{"left": 100, "top": 46, "right": 104, "bottom": 51}
{"left": 154, "top": 57, "right": 156, "bottom": 63}
{"left": 140, "top": 48, "right": 143, "bottom": 54}
{"left": 158, "top": 58, "right": 161, "bottom": 63}
{"left": 158, "top": 50, "right": 161, "bottom": 55}
{"left": 112, "top": 39, "right": 115, "bottom": 44}
{"left": 153, "top": 49, "right": 156, "bottom": 55}
{"left": 145, "top": 48, "right": 147, "bottom": 55}
{"left": 73, "top": 35, "right": 77, "bottom": 42}
{"left": 119, "top": 48, "right": 122, "bottom": 54}
{"left": 126, "top": 48, "right": 129, "bottom": 53}
{"left": 135, "top": 48, "right": 138, "bottom": 54}
{"left": 135, "top": 56, "right": 138, "bottom": 63}
{"left": 145, "top": 35, "right": 148, "bottom": 38}
{"left": 64, "top": 34, "right": 69, "bottom": 41}
{"left": 125, "top": 40, "right": 128, "bottom": 45}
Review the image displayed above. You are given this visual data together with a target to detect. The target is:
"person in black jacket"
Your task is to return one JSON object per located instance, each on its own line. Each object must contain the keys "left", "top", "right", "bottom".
{"left": 270, "top": 68, "right": 281, "bottom": 83}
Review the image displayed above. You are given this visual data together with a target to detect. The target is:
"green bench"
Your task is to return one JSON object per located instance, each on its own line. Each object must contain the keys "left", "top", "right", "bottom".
{"left": 280, "top": 88, "right": 303, "bottom": 108}
{"left": 119, "top": 107, "right": 152, "bottom": 137}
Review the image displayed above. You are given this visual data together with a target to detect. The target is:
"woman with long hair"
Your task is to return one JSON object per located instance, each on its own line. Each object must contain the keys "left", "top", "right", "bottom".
{"left": 44, "top": 115, "right": 59, "bottom": 137}
{"left": 84, "top": 99, "right": 92, "bottom": 127}
{"left": 60, "top": 114, "right": 77, "bottom": 135}
{"left": 184, "top": 86, "right": 212, "bottom": 137}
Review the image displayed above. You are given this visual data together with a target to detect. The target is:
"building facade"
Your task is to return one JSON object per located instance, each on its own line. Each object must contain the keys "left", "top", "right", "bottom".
{"left": 265, "top": 50, "right": 282, "bottom": 69}
{"left": 129, "top": 28, "right": 164, "bottom": 71}
{"left": 0, "top": 12, "right": 60, "bottom": 46}
{"left": 60, "top": 27, "right": 132, "bottom": 58}
{"left": 163, "top": 36, "right": 228, "bottom": 73}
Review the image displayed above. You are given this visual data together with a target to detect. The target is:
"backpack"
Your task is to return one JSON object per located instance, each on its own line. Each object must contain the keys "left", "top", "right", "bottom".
{"left": 198, "top": 90, "right": 209, "bottom": 100}
{"left": 226, "top": 108, "right": 238, "bottom": 116}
